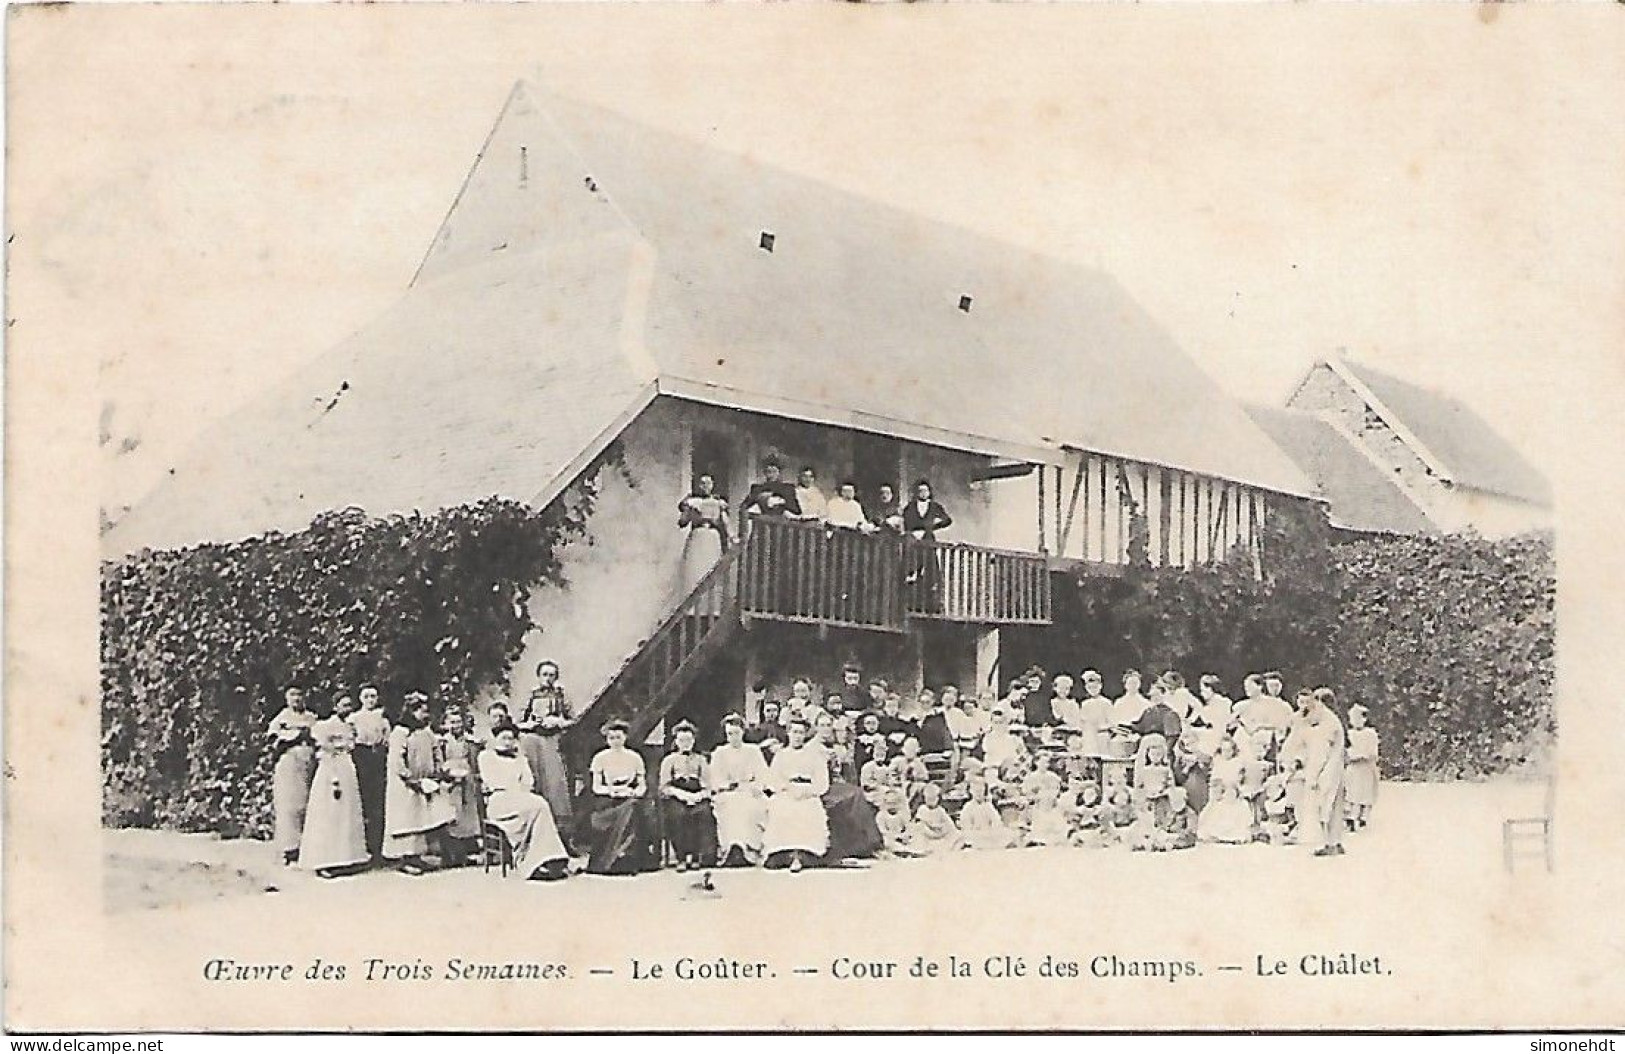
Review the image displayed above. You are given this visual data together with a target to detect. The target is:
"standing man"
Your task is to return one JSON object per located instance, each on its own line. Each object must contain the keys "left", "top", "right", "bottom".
{"left": 746, "top": 698, "right": 788, "bottom": 762}
{"left": 902, "top": 479, "right": 953, "bottom": 610}
{"left": 836, "top": 662, "right": 868, "bottom": 717}
{"left": 1297, "top": 687, "right": 1349, "bottom": 857}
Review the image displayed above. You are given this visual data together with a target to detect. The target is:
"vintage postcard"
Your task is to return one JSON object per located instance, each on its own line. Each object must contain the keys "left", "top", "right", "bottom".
{"left": 6, "top": 1, "right": 1625, "bottom": 1034}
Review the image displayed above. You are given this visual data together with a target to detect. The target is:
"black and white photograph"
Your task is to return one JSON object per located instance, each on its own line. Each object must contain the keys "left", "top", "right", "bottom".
{"left": 5, "top": 2, "right": 1623, "bottom": 1035}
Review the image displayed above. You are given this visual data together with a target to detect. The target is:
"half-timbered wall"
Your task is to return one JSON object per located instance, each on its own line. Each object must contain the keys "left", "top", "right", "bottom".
{"left": 988, "top": 452, "right": 1268, "bottom": 569}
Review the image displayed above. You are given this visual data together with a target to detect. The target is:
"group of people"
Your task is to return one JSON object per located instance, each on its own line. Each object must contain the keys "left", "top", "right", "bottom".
{"left": 266, "top": 662, "right": 581, "bottom": 881}
{"left": 737, "top": 665, "right": 1378, "bottom": 861}
{"left": 266, "top": 657, "right": 1379, "bottom": 884}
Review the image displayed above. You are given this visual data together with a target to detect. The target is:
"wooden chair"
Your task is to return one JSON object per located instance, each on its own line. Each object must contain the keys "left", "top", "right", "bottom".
{"left": 477, "top": 791, "right": 513, "bottom": 877}
{"left": 1502, "top": 774, "right": 1555, "bottom": 873}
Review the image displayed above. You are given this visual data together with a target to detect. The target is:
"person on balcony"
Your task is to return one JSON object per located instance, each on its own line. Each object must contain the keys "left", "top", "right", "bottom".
{"left": 740, "top": 458, "right": 801, "bottom": 519}
{"left": 762, "top": 719, "right": 831, "bottom": 872}
{"left": 826, "top": 481, "right": 875, "bottom": 532}
{"left": 791, "top": 465, "right": 829, "bottom": 522}
{"left": 583, "top": 720, "right": 660, "bottom": 875}
{"left": 902, "top": 479, "right": 953, "bottom": 541}
{"left": 866, "top": 482, "right": 905, "bottom": 534}
{"left": 516, "top": 660, "right": 576, "bottom": 848}
{"left": 677, "top": 472, "right": 731, "bottom": 607}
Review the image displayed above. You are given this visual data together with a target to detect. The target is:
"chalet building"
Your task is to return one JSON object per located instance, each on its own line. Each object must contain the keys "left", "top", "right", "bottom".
{"left": 106, "top": 83, "right": 1318, "bottom": 756}
{"left": 1250, "top": 356, "right": 1551, "bottom": 539}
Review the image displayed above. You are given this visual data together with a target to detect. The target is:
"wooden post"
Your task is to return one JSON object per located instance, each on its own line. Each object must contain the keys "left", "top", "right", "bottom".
{"left": 1037, "top": 462, "right": 1049, "bottom": 554}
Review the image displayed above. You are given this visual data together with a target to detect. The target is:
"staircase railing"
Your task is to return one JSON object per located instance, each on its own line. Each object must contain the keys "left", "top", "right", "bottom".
{"left": 566, "top": 540, "right": 745, "bottom": 764}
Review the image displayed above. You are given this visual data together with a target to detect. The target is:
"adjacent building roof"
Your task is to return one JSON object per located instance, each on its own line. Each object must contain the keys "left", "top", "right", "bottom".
{"left": 1246, "top": 406, "right": 1437, "bottom": 536}
{"left": 106, "top": 81, "right": 1315, "bottom": 556}
{"left": 1321, "top": 356, "right": 1552, "bottom": 507}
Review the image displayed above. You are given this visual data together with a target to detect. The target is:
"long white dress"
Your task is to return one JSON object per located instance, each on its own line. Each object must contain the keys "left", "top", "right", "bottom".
{"left": 763, "top": 744, "right": 830, "bottom": 857}
{"left": 268, "top": 707, "right": 317, "bottom": 857}
{"left": 298, "top": 716, "right": 368, "bottom": 871}
{"left": 709, "top": 742, "right": 770, "bottom": 860}
{"left": 477, "top": 750, "right": 569, "bottom": 879}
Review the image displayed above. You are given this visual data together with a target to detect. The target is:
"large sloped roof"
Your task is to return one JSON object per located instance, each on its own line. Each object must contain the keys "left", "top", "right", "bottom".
{"left": 1246, "top": 406, "right": 1436, "bottom": 536}
{"left": 107, "top": 81, "right": 1313, "bottom": 556}
{"left": 1326, "top": 357, "right": 1551, "bottom": 507}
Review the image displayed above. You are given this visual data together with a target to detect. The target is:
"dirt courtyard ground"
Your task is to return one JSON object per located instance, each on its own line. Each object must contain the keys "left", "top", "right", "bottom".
{"left": 98, "top": 778, "right": 1621, "bottom": 1030}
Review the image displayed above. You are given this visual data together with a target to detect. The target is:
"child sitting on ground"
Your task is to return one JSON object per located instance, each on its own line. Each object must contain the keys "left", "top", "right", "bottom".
{"left": 1161, "top": 786, "right": 1197, "bottom": 851}
{"left": 1024, "top": 782, "right": 1072, "bottom": 847}
{"left": 958, "top": 777, "right": 1016, "bottom": 850}
{"left": 859, "top": 742, "right": 891, "bottom": 807}
{"left": 890, "top": 736, "right": 931, "bottom": 806}
{"left": 876, "top": 788, "right": 921, "bottom": 858}
{"left": 1197, "top": 780, "right": 1255, "bottom": 844}
{"left": 909, "top": 782, "right": 962, "bottom": 854}
{"left": 1064, "top": 779, "right": 1104, "bottom": 843}
{"left": 1259, "top": 772, "right": 1295, "bottom": 844}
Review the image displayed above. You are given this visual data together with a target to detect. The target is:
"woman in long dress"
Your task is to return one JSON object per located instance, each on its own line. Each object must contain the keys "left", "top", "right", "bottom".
{"left": 477, "top": 723, "right": 571, "bottom": 881}
{"left": 813, "top": 713, "right": 883, "bottom": 864}
{"left": 763, "top": 720, "right": 831, "bottom": 872}
{"left": 298, "top": 695, "right": 369, "bottom": 877}
{"left": 678, "top": 474, "right": 731, "bottom": 611}
{"left": 267, "top": 686, "right": 318, "bottom": 867}
{"left": 438, "top": 707, "right": 483, "bottom": 867}
{"left": 516, "top": 660, "right": 576, "bottom": 845}
{"left": 583, "top": 720, "right": 660, "bottom": 875}
{"left": 709, "top": 715, "right": 769, "bottom": 867}
{"left": 383, "top": 694, "right": 454, "bottom": 875}
{"left": 658, "top": 720, "right": 716, "bottom": 871}
{"left": 348, "top": 685, "right": 392, "bottom": 862}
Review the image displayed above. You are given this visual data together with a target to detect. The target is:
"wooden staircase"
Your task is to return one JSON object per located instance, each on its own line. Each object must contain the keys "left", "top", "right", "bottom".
{"left": 564, "top": 539, "right": 746, "bottom": 767}
{"left": 565, "top": 519, "right": 1053, "bottom": 765}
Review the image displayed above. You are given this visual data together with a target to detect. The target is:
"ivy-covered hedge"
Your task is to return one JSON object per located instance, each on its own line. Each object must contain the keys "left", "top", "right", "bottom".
{"left": 1331, "top": 529, "right": 1555, "bottom": 779}
{"left": 101, "top": 459, "right": 612, "bottom": 836}
{"left": 1012, "top": 503, "right": 1554, "bottom": 780}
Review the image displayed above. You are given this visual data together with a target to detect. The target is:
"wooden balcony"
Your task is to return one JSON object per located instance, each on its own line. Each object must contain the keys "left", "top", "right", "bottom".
{"left": 738, "top": 516, "right": 1050, "bottom": 631}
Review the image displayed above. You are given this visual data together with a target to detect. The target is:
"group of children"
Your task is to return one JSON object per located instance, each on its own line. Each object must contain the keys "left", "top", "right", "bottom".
{"left": 803, "top": 666, "right": 1381, "bottom": 859}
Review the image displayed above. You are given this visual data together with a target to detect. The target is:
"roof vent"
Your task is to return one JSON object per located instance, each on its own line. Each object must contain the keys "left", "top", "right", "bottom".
{"left": 958, "top": 295, "right": 973, "bottom": 313}
{"left": 759, "top": 231, "right": 776, "bottom": 253}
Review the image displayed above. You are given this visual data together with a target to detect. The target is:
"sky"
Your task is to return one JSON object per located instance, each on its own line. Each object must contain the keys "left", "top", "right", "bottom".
{"left": 8, "top": 4, "right": 1622, "bottom": 516}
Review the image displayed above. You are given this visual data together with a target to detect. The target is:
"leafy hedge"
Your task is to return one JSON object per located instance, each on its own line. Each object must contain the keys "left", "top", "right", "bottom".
{"left": 1019, "top": 503, "right": 1554, "bottom": 780}
{"left": 1332, "top": 529, "right": 1555, "bottom": 779}
{"left": 101, "top": 453, "right": 618, "bottom": 835}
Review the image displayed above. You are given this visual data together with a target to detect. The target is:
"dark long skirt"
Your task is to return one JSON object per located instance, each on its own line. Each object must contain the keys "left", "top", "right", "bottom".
{"left": 661, "top": 799, "right": 717, "bottom": 865}
{"left": 821, "top": 782, "right": 884, "bottom": 863}
{"left": 353, "top": 743, "right": 388, "bottom": 858}
{"left": 583, "top": 795, "right": 660, "bottom": 875}
{"left": 1181, "top": 761, "right": 1212, "bottom": 815}
{"left": 521, "top": 733, "right": 575, "bottom": 840}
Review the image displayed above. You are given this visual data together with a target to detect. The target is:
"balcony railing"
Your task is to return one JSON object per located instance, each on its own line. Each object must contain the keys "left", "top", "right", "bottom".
{"left": 738, "top": 517, "right": 1050, "bottom": 630}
